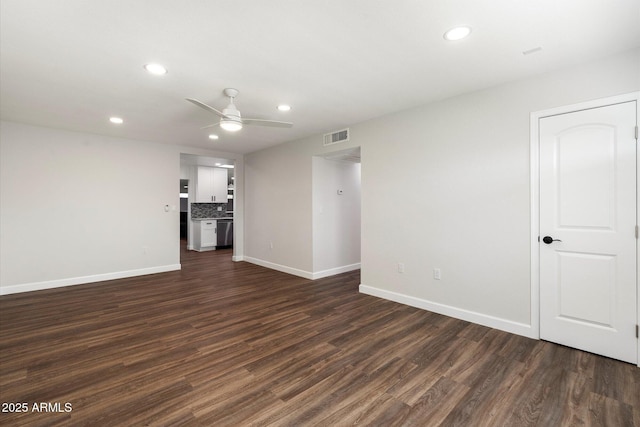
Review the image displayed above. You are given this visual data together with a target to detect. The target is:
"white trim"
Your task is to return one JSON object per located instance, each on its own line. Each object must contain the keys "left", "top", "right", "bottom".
{"left": 243, "top": 257, "right": 314, "bottom": 279}
{"left": 530, "top": 91, "right": 640, "bottom": 367}
{"left": 530, "top": 108, "right": 541, "bottom": 340}
{"left": 243, "top": 257, "right": 359, "bottom": 281}
{"left": 0, "top": 264, "right": 182, "bottom": 295}
{"left": 232, "top": 255, "right": 245, "bottom": 262}
{"left": 637, "top": 94, "right": 640, "bottom": 368}
{"left": 359, "top": 284, "right": 534, "bottom": 338}
{"left": 311, "top": 263, "right": 361, "bottom": 280}
{"left": 531, "top": 92, "right": 639, "bottom": 120}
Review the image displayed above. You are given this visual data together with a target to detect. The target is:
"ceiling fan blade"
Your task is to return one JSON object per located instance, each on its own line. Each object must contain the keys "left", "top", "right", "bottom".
{"left": 186, "top": 98, "right": 227, "bottom": 118}
{"left": 243, "top": 118, "right": 293, "bottom": 128}
{"left": 200, "top": 122, "right": 221, "bottom": 130}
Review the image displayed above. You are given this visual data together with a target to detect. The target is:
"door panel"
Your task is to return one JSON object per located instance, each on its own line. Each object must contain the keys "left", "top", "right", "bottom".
{"left": 556, "top": 251, "right": 615, "bottom": 327}
{"left": 539, "top": 101, "right": 637, "bottom": 364}
{"left": 556, "top": 125, "right": 615, "bottom": 229}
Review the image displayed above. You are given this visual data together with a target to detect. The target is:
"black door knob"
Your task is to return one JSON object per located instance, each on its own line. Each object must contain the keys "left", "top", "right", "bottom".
{"left": 542, "top": 236, "right": 562, "bottom": 244}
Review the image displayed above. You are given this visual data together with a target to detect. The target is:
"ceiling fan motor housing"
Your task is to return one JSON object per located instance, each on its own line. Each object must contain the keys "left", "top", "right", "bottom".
{"left": 222, "top": 88, "right": 242, "bottom": 127}
{"left": 220, "top": 102, "right": 242, "bottom": 131}
{"left": 222, "top": 104, "right": 241, "bottom": 121}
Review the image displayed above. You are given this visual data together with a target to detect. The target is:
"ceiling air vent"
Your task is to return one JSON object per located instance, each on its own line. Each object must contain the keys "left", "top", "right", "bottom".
{"left": 323, "top": 128, "right": 350, "bottom": 146}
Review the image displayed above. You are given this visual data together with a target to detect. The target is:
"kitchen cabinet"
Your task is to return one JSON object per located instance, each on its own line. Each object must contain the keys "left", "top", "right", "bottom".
{"left": 193, "top": 219, "right": 216, "bottom": 251}
{"left": 195, "top": 167, "right": 228, "bottom": 203}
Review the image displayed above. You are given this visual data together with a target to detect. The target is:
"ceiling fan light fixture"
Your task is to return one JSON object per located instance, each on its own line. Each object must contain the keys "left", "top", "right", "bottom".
{"left": 220, "top": 120, "right": 242, "bottom": 132}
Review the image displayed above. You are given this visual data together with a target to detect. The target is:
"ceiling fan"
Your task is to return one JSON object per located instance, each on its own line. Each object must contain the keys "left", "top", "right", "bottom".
{"left": 186, "top": 88, "right": 293, "bottom": 132}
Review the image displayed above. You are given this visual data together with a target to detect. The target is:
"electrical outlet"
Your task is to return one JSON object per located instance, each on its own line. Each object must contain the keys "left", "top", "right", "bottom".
{"left": 433, "top": 268, "right": 441, "bottom": 280}
{"left": 397, "top": 262, "right": 405, "bottom": 273}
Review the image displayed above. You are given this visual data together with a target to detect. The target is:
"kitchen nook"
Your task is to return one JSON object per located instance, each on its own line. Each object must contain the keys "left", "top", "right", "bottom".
{"left": 181, "top": 155, "right": 235, "bottom": 252}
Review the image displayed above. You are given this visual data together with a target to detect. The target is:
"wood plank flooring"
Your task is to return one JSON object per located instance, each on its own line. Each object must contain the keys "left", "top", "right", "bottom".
{"left": 1, "top": 244, "right": 638, "bottom": 426}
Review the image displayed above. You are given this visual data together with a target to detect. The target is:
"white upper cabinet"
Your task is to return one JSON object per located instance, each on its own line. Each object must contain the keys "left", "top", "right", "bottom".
{"left": 195, "top": 166, "right": 228, "bottom": 203}
{"left": 212, "top": 168, "right": 228, "bottom": 202}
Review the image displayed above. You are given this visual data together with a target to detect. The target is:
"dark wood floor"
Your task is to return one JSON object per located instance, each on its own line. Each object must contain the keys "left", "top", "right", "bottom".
{"left": 1, "top": 244, "right": 638, "bottom": 426}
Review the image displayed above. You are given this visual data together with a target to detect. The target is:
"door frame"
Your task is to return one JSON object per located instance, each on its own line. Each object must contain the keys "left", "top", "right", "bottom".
{"left": 529, "top": 91, "right": 639, "bottom": 366}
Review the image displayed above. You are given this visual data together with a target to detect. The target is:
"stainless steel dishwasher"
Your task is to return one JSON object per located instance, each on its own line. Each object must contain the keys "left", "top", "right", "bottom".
{"left": 216, "top": 219, "right": 233, "bottom": 247}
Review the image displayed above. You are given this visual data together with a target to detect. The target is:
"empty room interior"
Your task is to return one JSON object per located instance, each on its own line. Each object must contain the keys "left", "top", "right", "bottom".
{"left": 1, "top": 1, "right": 639, "bottom": 425}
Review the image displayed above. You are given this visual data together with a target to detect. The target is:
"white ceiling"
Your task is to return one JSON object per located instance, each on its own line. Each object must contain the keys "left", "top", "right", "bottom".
{"left": 1, "top": 1, "right": 639, "bottom": 155}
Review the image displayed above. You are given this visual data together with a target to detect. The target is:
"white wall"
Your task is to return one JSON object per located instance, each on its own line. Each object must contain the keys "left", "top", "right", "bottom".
{"left": 0, "top": 121, "right": 244, "bottom": 294}
{"left": 244, "top": 142, "right": 315, "bottom": 276}
{"left": 312, "top": 157, "right": 361, "bottom": 277}
{"left": 244, "top": 48, "right": 640, "bottom": 336}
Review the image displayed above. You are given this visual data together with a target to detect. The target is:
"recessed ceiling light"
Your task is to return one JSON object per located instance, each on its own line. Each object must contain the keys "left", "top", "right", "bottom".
{"left": 444, "top": 26, "right": 472, "bottom": 41}
{"left": 208, "top": 134, "right": 219, "bottom": 140}
{"left": 109, "top": 117, "right": 124, "bottom": 124}
{"left": 277, "top": 105, "right": 291, "bottom": 112}
{"left": 144, "top": 63, "right": 167, "bottom": 75}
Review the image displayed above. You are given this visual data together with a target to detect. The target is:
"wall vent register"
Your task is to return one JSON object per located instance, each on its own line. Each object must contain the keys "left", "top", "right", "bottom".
{"left": 323, "top": 128, "right": 350, "bottom": 146}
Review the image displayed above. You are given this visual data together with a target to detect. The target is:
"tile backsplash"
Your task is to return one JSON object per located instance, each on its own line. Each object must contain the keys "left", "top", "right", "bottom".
{"left": 191, "top": 203, "right": 230, "bottom": 219}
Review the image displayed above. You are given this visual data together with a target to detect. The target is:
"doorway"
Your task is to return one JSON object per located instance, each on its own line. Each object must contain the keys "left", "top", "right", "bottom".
{"left": 180, "top": 179, "right": 189, "bottom": 239}
{"left": 531, "top": 93, "right": 639, "bottom": 365}
{"left": 179, "top": 153, "right": 237, "bottom": 262}
{"left": 312, "top": 147, "right": 362, "bottom": 279}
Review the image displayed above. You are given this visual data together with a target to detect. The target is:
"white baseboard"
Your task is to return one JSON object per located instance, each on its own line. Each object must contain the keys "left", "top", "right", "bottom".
{"left": 312, "top": 263, "right": 360, "bottom": 280}
{"left": 0, "top": 264, "right": 182, "bottom": 296}
{"left": 232, "top": 255, "right": 244, "bottom": 262}
{"left": 243, "top": 257, "right": 360, "bottom": 281}
{"left": 243, "top": 257, "right": 314, "bottom": 279}
{"left": 359, "top": 284, "right": 535, "bottom": 339}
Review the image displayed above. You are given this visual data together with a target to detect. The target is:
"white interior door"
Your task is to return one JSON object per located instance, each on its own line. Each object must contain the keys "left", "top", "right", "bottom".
{"left": 539, "top": 101, "right": 637, "bottom": 364}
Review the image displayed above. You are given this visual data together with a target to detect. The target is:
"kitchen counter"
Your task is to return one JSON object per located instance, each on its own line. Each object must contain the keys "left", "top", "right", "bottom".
{"left": 191, "top": 217, "right": 233, "bottom": 221}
